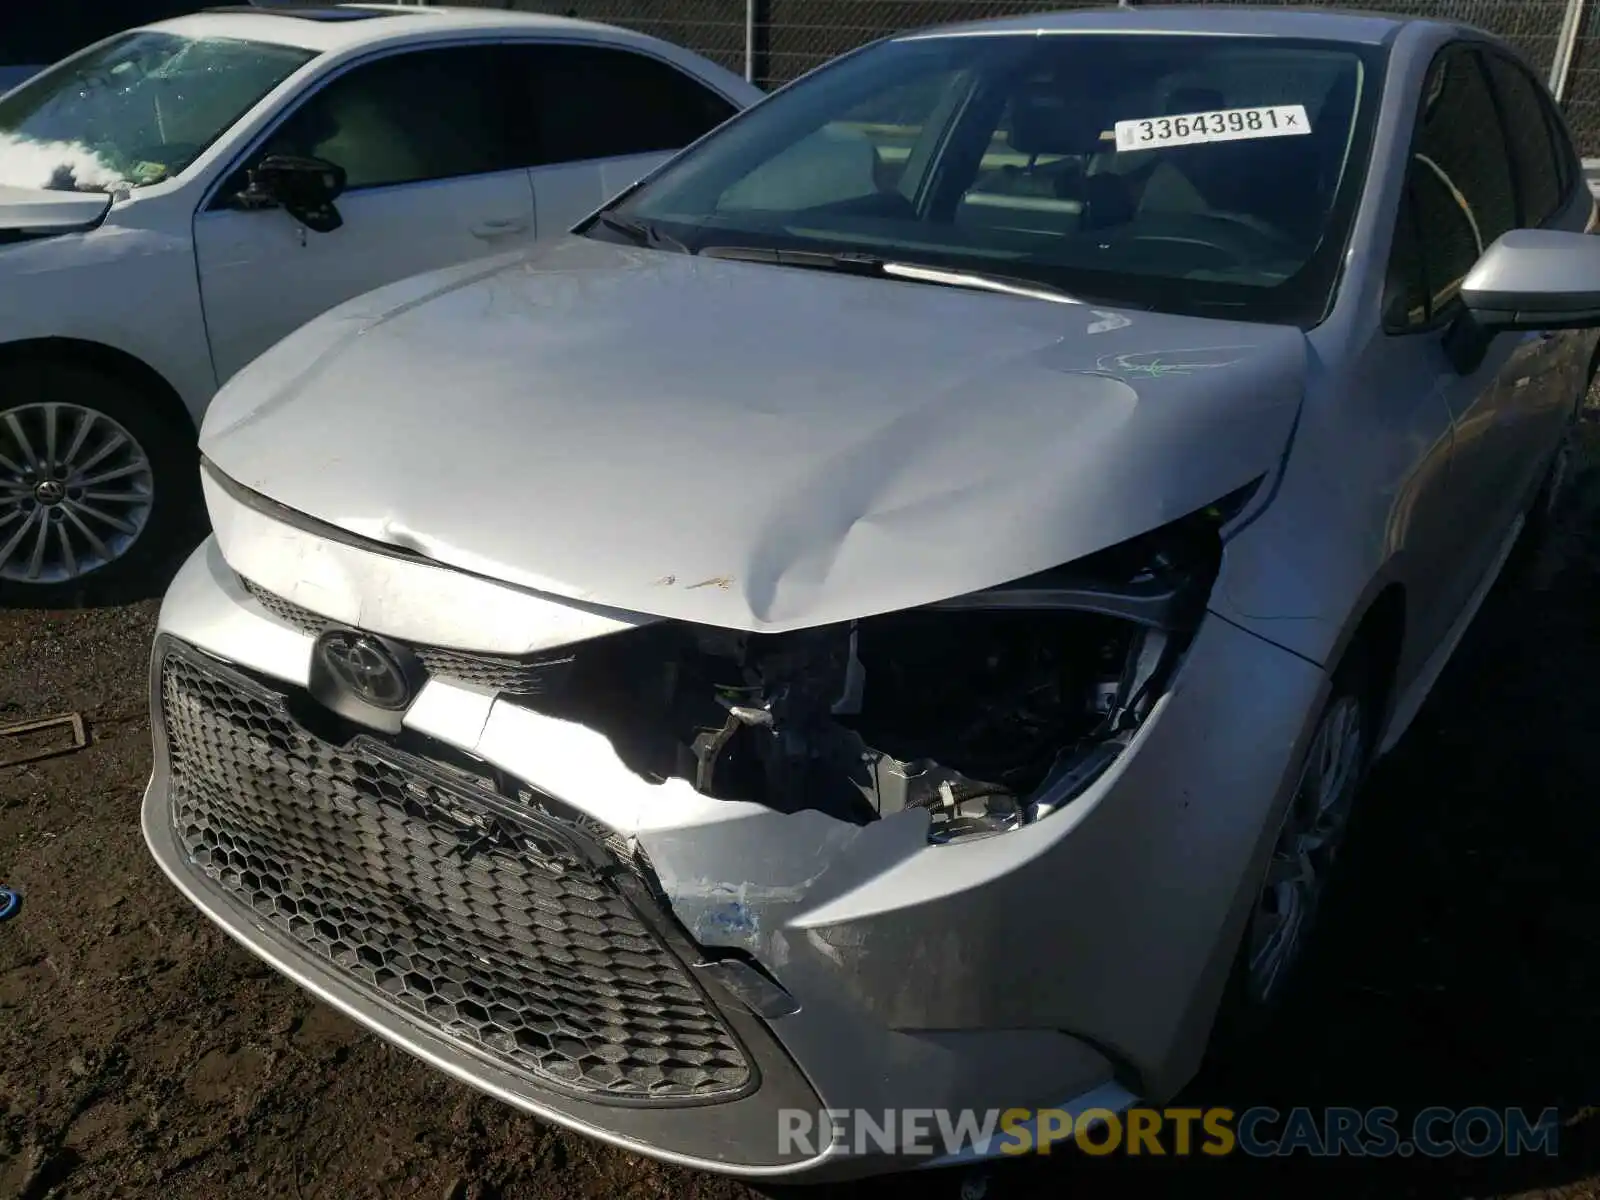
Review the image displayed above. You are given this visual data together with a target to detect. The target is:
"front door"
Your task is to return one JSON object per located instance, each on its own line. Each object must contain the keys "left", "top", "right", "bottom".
{"left": 193, "top": 44, "right": 537, "bottom": 384}
{"left": 1479, "top": 49, "right": 1599, "bottom": 491}
{"left": 1394, "top": 46, "right": 1571, "bottom": 626}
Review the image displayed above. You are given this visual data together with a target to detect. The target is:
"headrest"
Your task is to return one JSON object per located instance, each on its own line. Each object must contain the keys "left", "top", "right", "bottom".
{"left": 1007, "top": 78, "right": 1111, "bottom": 157}
{"left": 1163, "top": 87, "right": 1226, "bottom": 118}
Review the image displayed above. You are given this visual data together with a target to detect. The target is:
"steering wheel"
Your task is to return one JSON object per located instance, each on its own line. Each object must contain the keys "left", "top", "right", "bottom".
{"left": 1123, "top": 211, "right": 1302, "bottom": 268}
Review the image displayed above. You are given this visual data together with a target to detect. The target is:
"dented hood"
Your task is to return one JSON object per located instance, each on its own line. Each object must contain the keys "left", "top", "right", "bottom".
{"left": 200, "top": 236, "right": 1307, "bottom": 632}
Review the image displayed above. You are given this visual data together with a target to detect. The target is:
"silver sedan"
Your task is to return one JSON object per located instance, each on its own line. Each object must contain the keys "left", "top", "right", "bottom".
{"left": 144, "top": 5, "right": 1600, "bottom": 1182}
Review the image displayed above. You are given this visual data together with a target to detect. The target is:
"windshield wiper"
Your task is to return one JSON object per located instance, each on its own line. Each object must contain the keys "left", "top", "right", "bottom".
{"left": 698, "top": 245, "right": 885, "bottom": 272}
{"left": 591, "top": 211, "right": 689, "bottom": 254}
{"left": 879, "top": 262, "right": 1083, "bottom": 306}
{"left": 698, "top": 245, "right": 1082, "bottom": 305}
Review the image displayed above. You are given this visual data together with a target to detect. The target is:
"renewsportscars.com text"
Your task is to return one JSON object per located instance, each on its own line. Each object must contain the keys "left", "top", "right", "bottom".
{"left": 777, "top": 1105, "right": 1562, "bottom": 1160}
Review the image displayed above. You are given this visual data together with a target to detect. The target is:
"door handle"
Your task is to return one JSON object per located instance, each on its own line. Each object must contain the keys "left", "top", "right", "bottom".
{"left": 470, "top": 217, "right": 529, "bottom": 239}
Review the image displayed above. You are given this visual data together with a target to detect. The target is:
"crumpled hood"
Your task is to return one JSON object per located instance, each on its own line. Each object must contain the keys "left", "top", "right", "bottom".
{"left": 201, "top": 236, "right": 1307, "bottom": 632}
{"left": 0, "top": 184, "right": 111, "bottom": 233}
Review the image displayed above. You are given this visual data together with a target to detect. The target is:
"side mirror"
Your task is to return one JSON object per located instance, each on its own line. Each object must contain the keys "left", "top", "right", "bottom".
{"left": 246, "top": 153, "right": 348, "bottom": 234}
{"left": 1445, "top": 228, "right": 1600, "bottom": 373}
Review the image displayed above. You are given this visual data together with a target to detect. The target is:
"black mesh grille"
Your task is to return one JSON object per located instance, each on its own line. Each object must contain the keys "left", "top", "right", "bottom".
{"left": 159, "top": 643, "right": 753, "bottom": 1103}
{"left": 238, "top": 577, "right": 576, "bottom": 697}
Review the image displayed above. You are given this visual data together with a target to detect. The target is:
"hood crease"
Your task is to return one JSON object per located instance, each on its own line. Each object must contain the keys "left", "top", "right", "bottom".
{"left": 202, "top": 236, "right": 1308, "bottom": 631}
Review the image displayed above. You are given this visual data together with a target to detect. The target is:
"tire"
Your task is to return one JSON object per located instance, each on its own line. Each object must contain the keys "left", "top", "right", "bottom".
{"left": 0, "top": 359, "right": 201, "bottom": 606}
{"left": 1207, "top": 649, "right": 1377, "bottom": 1056}
{"left": 1521, "top": 419, "right": 1579, "bottom": 553}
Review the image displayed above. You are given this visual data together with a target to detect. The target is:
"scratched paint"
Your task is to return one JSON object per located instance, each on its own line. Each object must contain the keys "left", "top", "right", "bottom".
{"left": 1093, "top": 346, "right": 1253, "bottom": 378}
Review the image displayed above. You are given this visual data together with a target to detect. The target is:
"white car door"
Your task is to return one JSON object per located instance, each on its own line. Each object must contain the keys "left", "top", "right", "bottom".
{"left": 515, "top": 42, "right": 742, "bottom": 234}
{"left": 194, "top": 43, "right": 537, "bottom": 384}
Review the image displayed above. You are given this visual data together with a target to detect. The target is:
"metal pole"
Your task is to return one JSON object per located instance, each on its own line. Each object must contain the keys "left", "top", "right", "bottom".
{"left": 745, "top": 0, "right": 757, "bottom": 82}
{"left": 1551, "top": 0, "right": 1587, "bottom": 103}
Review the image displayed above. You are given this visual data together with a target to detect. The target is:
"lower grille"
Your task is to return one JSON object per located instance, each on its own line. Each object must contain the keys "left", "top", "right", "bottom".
{"left": 158, "top": 641, "right": 753, "bottom": 1104}
{"left": 238, "top": 577, "right": 575, "bottom": 697}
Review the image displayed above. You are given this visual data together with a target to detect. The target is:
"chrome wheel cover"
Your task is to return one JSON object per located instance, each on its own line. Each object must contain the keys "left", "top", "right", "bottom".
{"left": 0, "top": 402, "right": 155, "bottom": 584}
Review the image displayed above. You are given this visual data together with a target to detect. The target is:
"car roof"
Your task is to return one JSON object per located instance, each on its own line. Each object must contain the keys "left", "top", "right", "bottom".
{"left": 897, "top": 5, "right": 1443, "bottom": 47}
{"left": 136, "top": 3, "right": 652, "bottom": 54}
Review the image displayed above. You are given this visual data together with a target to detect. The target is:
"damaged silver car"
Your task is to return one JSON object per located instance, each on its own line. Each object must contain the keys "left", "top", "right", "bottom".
{"left": 144, "top": 6, "right": 1600, "bottom": 1181}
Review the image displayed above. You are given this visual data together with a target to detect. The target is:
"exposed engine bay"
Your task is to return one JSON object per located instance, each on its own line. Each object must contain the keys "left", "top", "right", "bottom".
{"left": 513, "top": 500, "right": 1237, "bottom": 839}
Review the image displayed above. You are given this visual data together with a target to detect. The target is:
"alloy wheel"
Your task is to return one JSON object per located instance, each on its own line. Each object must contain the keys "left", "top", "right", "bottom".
{"left": 0, "top": 402, "right": 155, "bottom": 584}
{"left": 1544, "top": 431, "right": 1575, "bottom": 522}
{"left": 1243, "top": 691, "right": 1367, "bottom": 1006}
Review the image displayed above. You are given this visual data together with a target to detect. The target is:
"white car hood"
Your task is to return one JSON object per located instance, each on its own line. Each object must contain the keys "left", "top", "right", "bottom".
{"left": 0, "top": 184, "right": 112, "bottom": 233}
{"left": 201, "top": 236, "right": 1308, "bottom": 632}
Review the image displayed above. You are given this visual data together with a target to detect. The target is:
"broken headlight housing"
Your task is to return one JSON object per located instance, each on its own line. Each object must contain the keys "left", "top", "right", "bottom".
{"left": 515, "top": 482, "right": 1260, "bottom": 843}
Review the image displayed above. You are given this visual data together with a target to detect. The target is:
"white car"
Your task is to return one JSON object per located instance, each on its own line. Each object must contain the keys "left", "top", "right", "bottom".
{"left": 0, "top": 4, "right": 761, "bottom": 601}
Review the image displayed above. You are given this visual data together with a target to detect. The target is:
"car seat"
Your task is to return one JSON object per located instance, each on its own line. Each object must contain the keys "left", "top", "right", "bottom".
{"left": 959, "top": 76, "right": 1116, "bottom": 234}
{"left": 308, "top": 83, "right": 429, "bottom": 189}
{"left": 1081, "top": 85, "right": 1227, "bottom": 230}
{"left": 1133, "top": 76, "right": 1354, "bottom": 248}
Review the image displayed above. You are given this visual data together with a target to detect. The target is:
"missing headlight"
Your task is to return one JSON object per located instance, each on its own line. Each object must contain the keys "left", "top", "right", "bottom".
{"left": 514, "top": 482, "right": 1259, "bottom": 841}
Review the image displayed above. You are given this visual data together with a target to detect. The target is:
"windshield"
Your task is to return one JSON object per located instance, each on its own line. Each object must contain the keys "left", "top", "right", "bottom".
{"left": 0, "top": 31, "right": 316, "bottom": 193}
{"left": 600, "top": 33, "right": 1383, "bottom": 325}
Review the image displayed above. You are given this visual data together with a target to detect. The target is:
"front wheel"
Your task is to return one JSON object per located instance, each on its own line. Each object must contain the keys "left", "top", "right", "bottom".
{"left": 1209, "top": 655, "right": 1375, "bottom": 1050}
{"left": 1524, "top": 420, "right": 1581, "bottom": 547}
{"left": 0, "top": 362, "right": 199, "bottom": 605}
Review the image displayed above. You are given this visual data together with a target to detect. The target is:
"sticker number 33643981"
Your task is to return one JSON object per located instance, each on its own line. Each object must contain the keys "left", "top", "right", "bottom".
{"left": 1112, "top": 104, "right": 1312, "bottom": 152}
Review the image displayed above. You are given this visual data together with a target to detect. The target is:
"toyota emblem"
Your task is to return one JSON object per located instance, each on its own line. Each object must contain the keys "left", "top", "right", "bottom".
{"left": 315, "top": 630, "right": 413, "bottom": 711}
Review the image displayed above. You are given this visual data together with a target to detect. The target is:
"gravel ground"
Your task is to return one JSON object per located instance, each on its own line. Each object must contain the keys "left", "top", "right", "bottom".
{"left": 7, "top": 433, "right": 1600, "bottom": 1200}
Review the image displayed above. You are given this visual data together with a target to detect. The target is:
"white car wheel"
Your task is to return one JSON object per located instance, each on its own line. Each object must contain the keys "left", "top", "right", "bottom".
{"left": 0, "top": 400, "right": 156, "bottom": 585}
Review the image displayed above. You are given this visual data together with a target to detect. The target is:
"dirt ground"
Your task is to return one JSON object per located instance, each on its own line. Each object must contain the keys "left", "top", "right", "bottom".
{"left": 9, "top": 435, "right": 1600, "bottom": 1200}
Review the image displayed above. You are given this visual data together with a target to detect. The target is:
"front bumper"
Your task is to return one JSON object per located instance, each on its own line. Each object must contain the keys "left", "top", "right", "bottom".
{"left": 142, "top": 636, "right": 826, "bottom": 1171}
{"left": 144, "top": 534, "right": 1327, "bottom": 1178}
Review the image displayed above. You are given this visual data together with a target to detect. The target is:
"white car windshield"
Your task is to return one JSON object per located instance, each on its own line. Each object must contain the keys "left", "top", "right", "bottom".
{"left": 0, "top": 31, "right": 316, "bottom": 193}
{"left": 600, "top": 33, "right": 1383, "bottom": 325}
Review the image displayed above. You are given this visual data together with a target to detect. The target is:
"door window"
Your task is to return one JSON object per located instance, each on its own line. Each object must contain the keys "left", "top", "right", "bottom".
{"left": 249, "top": 45, "right": 526, "bottom": 192}
{"left": 521, "top": 44, "right": 737, "bottom": 165}
{"left": 1383, "top": 47, "right": 1518, "bottom": 330}
{"left": 1482, "top": 51, "right": 1570, "bottom": 226}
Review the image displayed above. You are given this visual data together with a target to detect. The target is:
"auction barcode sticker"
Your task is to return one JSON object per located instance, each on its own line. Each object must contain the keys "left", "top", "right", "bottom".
{"left": 1113, "top": 104, "right": 1312, "bottom": 152}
